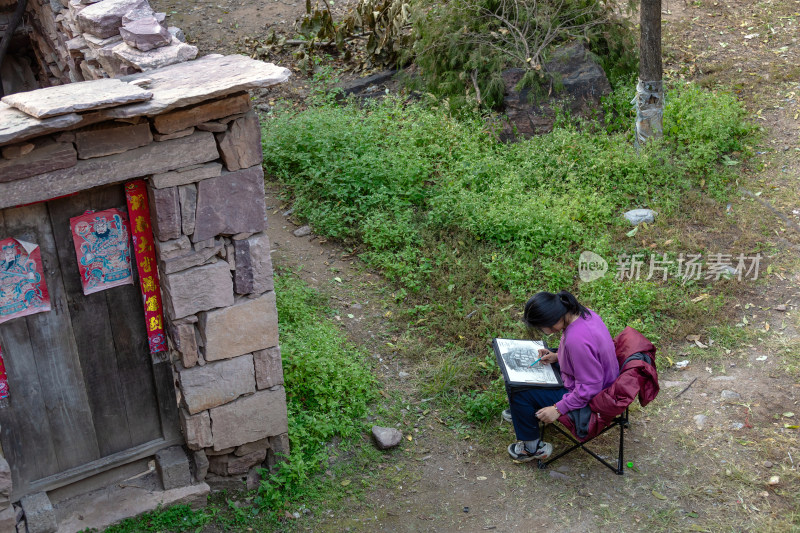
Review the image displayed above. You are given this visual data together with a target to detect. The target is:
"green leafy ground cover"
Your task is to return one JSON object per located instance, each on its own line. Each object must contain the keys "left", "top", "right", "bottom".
{"left": 262, "top": 81, "right": 754, "bottom": 421}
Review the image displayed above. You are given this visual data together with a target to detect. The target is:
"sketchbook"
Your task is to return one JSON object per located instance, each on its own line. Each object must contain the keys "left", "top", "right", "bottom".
{"left": 492, "top": 338, "right": 563, "bottom": 389}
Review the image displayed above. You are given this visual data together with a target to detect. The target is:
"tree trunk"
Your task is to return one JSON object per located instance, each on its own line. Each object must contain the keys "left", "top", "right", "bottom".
{"left": 635, "top": 0, "right": 663, "bottom": 147}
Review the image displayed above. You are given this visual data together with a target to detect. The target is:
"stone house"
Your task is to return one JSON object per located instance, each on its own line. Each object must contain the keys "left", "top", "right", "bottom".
{"left": 0, "top": 1, "right": 293, "bottom": 529}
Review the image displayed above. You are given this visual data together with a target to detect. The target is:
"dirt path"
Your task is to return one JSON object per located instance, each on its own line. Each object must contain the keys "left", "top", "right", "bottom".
{"left": 152, "top": 0, "right": 800, "bottom": 530}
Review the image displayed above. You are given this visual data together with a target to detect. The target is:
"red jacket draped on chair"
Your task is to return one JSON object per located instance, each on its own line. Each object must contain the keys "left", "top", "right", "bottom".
{"left": 557, "top": 327, "right": 659, "bottom": 441}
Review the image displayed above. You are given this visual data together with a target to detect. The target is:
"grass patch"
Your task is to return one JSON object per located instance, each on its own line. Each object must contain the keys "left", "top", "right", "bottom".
{"left": 262, "top": 80, "right": 755, "bottom": 422}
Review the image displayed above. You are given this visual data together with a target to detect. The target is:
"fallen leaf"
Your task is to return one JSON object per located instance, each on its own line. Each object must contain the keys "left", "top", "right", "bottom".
{"left": 406, "top": 435, "right": 413, "bottom": 441}
{"left": 744, "top": 33, "right": 759, "bottom": 39}
{"left": 340, "top": 480, "right": 351, "bottom": 486}
{"left": 784, "top": 424, "right": 799, "bottom": 429}
{"left": 691, "top": 293, "right": 710, "bottom": 303}
{"left": 334, "top": 277, "right": 342, "bottom": 283}
{"left": 476, "top": 476, "right": 487, "bottom": 481}
{"left": 783, "top": 412, "right": 795, "bottom": 418}
{"left": 652, "top": 490, "right": 668, "bottom": 500}
{"left": 764, "top": 322, "right": 770, "bottom": 331}
{"left": 756, "top": 355, "right": 768, "bottom": 361}
{"left": 347, "top": 313, "right": 355, "bottom": 319}
{"left": 695, "top": 340, "right": 708, "bottom": 348}
{"left": 501, "top": 470, "right": 507, "bottom": 479}
{"left": 686, "top": 334, "right": 701, "bottom": 342}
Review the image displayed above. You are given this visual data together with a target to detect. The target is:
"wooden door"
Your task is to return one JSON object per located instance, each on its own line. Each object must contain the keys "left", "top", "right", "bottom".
{"left": 0, "top": 184, "right": 181, "bottom": 500}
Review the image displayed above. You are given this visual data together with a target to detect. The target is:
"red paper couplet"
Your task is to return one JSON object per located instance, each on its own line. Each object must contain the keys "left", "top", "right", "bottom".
{"left": 0, "top": 344, "right": 9, "bottom": 400}
{"left": 125, "top": 180, "right": 167, "bottom": 354}
{"left": 0, "top": 237, "right": 51, "bottom": 324}
{"left": 70, "top": 208, "right": 134, "bottom": 295}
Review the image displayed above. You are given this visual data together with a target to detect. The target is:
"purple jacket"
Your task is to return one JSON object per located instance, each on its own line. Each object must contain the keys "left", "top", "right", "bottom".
{"left": 554, "top": 310, "right": 618, "bottom": 415}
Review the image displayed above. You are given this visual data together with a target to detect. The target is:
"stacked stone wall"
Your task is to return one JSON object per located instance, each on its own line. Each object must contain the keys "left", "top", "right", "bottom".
{"left": 4, "top": 0, "right": 194, "bottom": 89}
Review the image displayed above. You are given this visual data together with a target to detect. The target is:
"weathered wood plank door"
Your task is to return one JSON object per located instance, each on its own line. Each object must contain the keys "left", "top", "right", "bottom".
{"left": 0, "top": 184, "right": 181, "bottom": 500}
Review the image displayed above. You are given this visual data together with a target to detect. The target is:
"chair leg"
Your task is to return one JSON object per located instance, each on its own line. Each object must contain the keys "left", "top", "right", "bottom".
{"left": 538, "top": 417, "right": 627, "bottom": 475}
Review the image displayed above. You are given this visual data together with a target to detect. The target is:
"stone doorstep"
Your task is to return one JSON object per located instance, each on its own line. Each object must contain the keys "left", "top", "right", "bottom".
{"left": 53, "top": 471, "right": 209, "bottom": 533}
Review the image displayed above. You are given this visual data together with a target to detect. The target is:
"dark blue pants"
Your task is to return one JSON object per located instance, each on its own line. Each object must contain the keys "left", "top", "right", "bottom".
{"left": 508, "top": 386, "right": 568, "bottom": 441}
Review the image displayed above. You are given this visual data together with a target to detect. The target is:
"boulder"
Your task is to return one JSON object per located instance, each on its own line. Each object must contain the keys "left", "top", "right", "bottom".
{"left": 498, "top": 42, "right": 611, "bottom": 141}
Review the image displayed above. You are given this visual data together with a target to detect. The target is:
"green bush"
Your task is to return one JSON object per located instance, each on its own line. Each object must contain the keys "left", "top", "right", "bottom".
{"left": 409, "top": 0, "right": 637, "bottom": 111}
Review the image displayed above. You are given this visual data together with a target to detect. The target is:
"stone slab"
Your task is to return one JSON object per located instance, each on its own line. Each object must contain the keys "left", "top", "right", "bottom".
{"left": 0, "top": 130, "right": 218, "bottom": 210}
{"left": 153, "top": 127, "right": 193, "bottom": 141}
{"left": 54, "top": 474, "right": 209, "bottom": 533}
{"left": 1, "top": 142, "right": 35, "bottom": 158}
{"left": 0, "top": 140, "right": 76, "bottom": 183}
{"left": 148, "top": 186, "right": 181, "bottom": 241}
{"left": 172, "top": 323, "right": 199, "bottom": 367}
{"left": 154, "top": 235, "right": 191, "bottom": 259}
{"left": 119, "top": 16, "right": 171, "bottom": 52}
{"left": 153, "top": 92, "right": 251, "bottom": 134}
{"left": 20, "top": 492, "right": 57, "bottom": 533}
{"left": 150, "top": 162, "right": 222, "bottom": 189}
{"left": 208, "top": 449, "right": 266, "bottom": 476}
{"left": 199, "top": 292, "right": 278, "bottom": 362}
{"left": 215, "top": 110, "right": 262, "bottom": 171}
{"left": 179, "top": 354, "right": 255, "bottom": 414}
{"left": 159, "top": 245, "right": 222, "bottom": 275}
{"left": 180, "top": 409, "right": 212, "bottom": 450}
{"left": 193, "top": 165, "right": 267, "bottom": 242}
{"left": 0, "top": 505, "right": 13, "bottom": 532}
{"left": 0, "top": 456, "right": 10, "bottom": 508}
{"left": 155, "top": 446, "right": 191, "bottom": 491}
{"left": 254, "top": 345, "right": 283, "bottom": 390}
{"left": 235, "top": 437, "right": 270, "bottom": 457}
{"left": 0, "top": 102, "right": 82, "bottom": 146}
{"left": 76, "top": 0, "right": 147, "bottom": 39}
{"left": 112, "top": 37, "right": 197, "bottom": 71}
{"left": 1, "top": 78, "right": 151, "bottom": 119}
{"left": 234, "top": 232, "right": 273, "bottom": 295}
{"left": 108, "top": 54, "right": 290, "bottom": 118}
{"left": 179, "top": 184, "right": 197, "bottom": 236}
{"left": 74, "top": 121, "right": 152, "bottom": 159}
{"left": 162, "top": 260, "right": 233, "bottom": 319}
{"left": 209, "top": 388, "right": 288, "bottom": 451}
{"left": 192, "top": 450, "right": 209, "bottom": 481}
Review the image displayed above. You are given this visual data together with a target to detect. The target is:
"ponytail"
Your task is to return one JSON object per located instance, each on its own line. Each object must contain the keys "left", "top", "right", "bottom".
{"left": 522, "top": 290, "right": 588, "bottom": 333}
{"left": 556, "top": 290, "right": 589, "bottom": 319}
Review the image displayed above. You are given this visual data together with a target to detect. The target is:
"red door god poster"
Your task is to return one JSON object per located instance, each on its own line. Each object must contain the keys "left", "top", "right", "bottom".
{"left": 0, "top": 237, "right": 51, "bottom": 324}
{"left": 70, "top": 209, "right": 134, "bottom": 295}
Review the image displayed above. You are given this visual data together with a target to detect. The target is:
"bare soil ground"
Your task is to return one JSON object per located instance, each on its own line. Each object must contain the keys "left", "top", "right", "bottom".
{"left": 153, "top": 0, "right": 800, "bottom": 530}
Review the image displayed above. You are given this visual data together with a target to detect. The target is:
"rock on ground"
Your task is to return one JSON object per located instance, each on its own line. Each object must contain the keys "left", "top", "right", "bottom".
{"left": 372, "top": 426, "right": 402, "bottom": 450}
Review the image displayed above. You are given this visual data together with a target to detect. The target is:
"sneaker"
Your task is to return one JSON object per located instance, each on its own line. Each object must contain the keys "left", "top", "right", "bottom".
{"left": 507, "top": 441, "right": 553, "bottom": 462}
{"left": 502, "top": 409, "right": 513, "bottom": 422}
